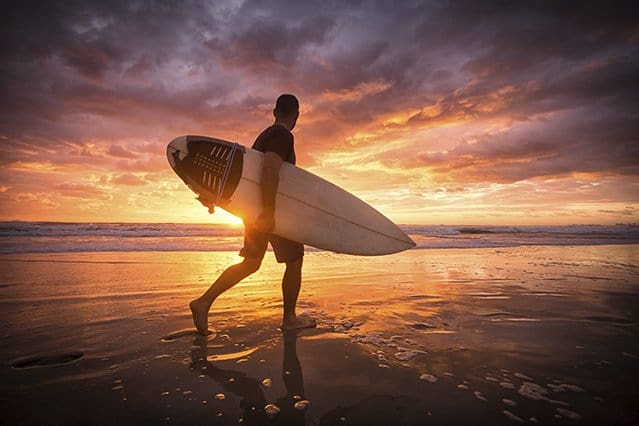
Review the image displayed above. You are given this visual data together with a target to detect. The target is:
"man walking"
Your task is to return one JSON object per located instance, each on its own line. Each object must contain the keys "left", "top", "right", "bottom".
{"left": 189, "top": 94, "right": 316, "bottom": 334}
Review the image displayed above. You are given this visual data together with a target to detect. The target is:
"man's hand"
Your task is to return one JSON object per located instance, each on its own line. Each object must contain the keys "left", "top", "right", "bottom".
{"left": 254, "top": 212, "right": 275, "bottom": 233}
{"left": 196, "top": 195, "right": 215, "bottom": 214}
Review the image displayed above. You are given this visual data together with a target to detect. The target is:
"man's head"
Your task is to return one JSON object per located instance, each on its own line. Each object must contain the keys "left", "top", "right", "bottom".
{"left": 273, "top": 94, "right": 299, "bottom": 130}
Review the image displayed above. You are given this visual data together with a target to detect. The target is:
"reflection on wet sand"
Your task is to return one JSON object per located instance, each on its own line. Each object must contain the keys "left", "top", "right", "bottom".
{"left": 188, "top": 329, "right": 431, "bottom": 426}
{"left": 190, "top": 331, "right": 306, "bottom": 425}
{"left": 318, "top": 395, "right": 428, "bottom": 426}
{"left": 1, "top": 246, "right": 638, "bottom": 425}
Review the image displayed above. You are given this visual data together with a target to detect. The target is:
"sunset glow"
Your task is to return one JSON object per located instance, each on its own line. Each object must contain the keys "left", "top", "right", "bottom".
{"left": 1, "top": 2, "right": 637, "bottom": 225}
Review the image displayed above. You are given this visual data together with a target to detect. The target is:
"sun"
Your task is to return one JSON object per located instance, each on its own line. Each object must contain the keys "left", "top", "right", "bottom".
{"left": 214, "top": 208, "right": 244, "bottom": 226}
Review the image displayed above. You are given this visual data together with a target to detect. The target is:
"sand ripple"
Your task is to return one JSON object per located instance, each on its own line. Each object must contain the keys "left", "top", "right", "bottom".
{"left": 12, "top": 351, "right": 83, "bottom": 369}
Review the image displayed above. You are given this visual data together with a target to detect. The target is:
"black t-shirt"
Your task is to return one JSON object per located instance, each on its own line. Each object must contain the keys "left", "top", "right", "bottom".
{"left": 252, "top": 124, "right": 296, "bottom": 165}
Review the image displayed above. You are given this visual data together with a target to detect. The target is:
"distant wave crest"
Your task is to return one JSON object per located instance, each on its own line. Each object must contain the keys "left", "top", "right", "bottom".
{"left": 0, "top": 222, "right": 638, "bottom": 254}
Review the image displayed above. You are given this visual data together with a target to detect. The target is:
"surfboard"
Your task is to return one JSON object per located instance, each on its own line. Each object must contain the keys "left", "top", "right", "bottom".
{"left": 167, "top": 135, "right": 415, "bottom": 255}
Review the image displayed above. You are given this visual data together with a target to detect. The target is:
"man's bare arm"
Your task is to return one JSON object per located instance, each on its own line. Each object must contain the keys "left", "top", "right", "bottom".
{"left": 255, "top": 151, "right": 284, "bottom": 232}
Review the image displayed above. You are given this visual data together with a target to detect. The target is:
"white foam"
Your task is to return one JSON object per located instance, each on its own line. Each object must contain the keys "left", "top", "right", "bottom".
{"left": 513, "top": 372, "right": 533, "bottom": 381}
{"left": 264, "top": 404, "right": 280, "bottom": 416}
{"left": 503, "top": 411, "right": 524, "bottom": 422}
{"left": 419, "top": 373, "right": 438, "bottom": 383}
{"left": 5, "top": 222, "right": 637, "bottom": 253}
{"left": 394, "top": 348, "right": 427, "bottom": 361}
{"left": 357, "top": 332, "right": 387, "bottom": 346}
{"left": 547, "top": 383, "right": 585, "bottom": 393}
{"left": 411, "top": 322, "right": 436, "bottom": 329}
{"left": 294, "top": 400, "right": 310, "bottom": 410}
{"left": 518, "top": 382, "right": 547, "bottom": 400}
{"left": 556, "top": 408, "right": 582, "bottom": 420}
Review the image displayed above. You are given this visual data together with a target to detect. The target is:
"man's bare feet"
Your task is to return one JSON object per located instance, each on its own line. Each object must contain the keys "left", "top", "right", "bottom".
{"left": 189, "top": 299, "right": 211, "bottom": 335}
{"left": 281, "top": 313, "right": 317, "bottom": 331}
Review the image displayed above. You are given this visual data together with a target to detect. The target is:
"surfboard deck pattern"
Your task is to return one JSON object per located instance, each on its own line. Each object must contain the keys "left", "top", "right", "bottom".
{"left": 167, "top": 135, "right": 415, "bottom": 255}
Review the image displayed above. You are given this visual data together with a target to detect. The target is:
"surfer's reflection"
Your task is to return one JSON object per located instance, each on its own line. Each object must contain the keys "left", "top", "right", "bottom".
{"left": 190, "top": 331, "right": 306, "bottom": 425}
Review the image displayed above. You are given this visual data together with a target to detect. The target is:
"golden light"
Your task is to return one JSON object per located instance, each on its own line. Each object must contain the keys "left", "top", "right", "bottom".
{"left": 212, "top": 209, "right": 244, "bottom": 226}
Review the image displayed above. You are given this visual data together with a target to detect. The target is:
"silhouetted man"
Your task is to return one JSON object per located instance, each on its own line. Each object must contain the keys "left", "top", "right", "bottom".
{"left": 190, "top": 94, "right": 316, "bottom": 334}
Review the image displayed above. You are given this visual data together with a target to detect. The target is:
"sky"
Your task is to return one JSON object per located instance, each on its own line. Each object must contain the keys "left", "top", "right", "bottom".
{"left": 0, "top": 0, "right": 638, "bottom": 225}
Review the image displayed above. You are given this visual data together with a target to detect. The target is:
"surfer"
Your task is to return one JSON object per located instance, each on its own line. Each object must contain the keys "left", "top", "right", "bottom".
{"left": 190, "top": 94, "right": 316, "bottom": 334}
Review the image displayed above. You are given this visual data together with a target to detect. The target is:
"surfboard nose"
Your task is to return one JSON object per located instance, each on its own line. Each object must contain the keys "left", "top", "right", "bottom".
{"left": 390, "top": 225, "right": 417, "bottom": 252}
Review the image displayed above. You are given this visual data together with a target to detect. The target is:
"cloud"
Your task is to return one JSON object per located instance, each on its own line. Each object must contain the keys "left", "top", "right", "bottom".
{"left": 60, "top": 39, "right": 122, "bottom": 80}
{"left": 321, "top": 80, "right": 393, "bottom": 103}
{"left": 11, "top": 192, "right": 61, "bottom": 208}
{"left": 207, "top": 14, "right": 335, "bottom": 71}
{"left": 408, "top": 107, "right": 639, "bottom": 184}
{"left": 111, "top": 173, "right": 147, "bottom": 186}
{"left": 53, "top": 182, "right": 108, "bottom": 198}
{"left": 107, "top": 145, "right": 139, "bottom": 158}
{"left": 598, "top": 206, "right": 636, "bottom": 217}
{"left": 1, "top": 0, "right": 638, "bottom": 223}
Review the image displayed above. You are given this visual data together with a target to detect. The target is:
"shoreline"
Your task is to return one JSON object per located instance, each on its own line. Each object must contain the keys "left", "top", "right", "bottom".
{"left": 1, "top": 241, "right": 639, "bottom": 256}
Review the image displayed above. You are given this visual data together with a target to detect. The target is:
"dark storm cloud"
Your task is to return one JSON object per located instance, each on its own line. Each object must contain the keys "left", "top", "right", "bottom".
{"left": 405, "top": 55, "right": 639, "bottom": 127}
{"left": 414, "top": 107, "right": 639, "bottom": 183}
{"left": 0, "top": 0, "right": 638, "bottom": 185}
{"left": 206, "top": 15, "right": 335, "bottom": 71}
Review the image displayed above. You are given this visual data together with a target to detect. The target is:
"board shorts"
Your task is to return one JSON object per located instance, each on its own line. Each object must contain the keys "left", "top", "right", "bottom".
{"left": 239, "top": 222, "right": 304, "bottom": 263}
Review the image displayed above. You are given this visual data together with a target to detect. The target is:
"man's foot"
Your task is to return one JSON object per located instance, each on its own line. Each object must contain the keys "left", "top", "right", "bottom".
{"left": 189, "top": 299, "right": 211, "bottom": 335}
{"left": 281, "top": 313, "right": 317, "bottom": 331}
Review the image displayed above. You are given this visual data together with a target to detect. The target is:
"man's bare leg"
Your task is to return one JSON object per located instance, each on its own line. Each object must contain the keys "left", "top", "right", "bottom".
{"left": 281, "top": 258, "right": 316, "bottom": 330}
{"left": 190, "top": 258, "right": 261, "bottom": 334}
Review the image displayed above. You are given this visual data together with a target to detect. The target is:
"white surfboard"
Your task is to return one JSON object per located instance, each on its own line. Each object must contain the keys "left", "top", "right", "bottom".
{"left": 167, "top": 135, "right": 415, "bottom": 255}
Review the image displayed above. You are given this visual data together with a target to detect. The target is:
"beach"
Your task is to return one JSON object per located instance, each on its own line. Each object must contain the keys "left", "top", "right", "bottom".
{"left": 1, "top": 243, "right": 638, "bottom": 425}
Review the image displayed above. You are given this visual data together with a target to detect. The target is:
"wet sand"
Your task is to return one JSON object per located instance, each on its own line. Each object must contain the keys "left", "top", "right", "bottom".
{"left": 1, "top": 245, "right": 638, "bottom": 425}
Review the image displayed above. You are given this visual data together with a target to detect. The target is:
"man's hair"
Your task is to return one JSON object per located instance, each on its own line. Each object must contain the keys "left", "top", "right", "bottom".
{"left": 274, "top": 94, "right": 299, "bottom": 116}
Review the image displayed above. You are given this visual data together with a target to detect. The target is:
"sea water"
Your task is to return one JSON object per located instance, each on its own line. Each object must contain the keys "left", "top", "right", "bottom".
{"left": 1, "top": 221, "right": 638, "bottom": 253}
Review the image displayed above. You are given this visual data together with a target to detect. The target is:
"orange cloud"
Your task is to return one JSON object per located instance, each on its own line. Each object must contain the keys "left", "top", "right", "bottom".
{"left": 1, "top": 1, "right": 637, "bottom": 225}
{"left": 107, "top": 145, "right": 139, "bottom": 159}
{"left": 321, "top": 80, "right": 393, "bottom": 103}
{"left": 5, "top": 161, "right": 83, "bottom": 173}
{"left": 54, "top": 182, "right": 109, "bottom": 198}
{"left": 12, "top": 192, "right": 61, "bottom": 208}
{"left": 111, "top": 173, "right": 148, "bottom": 186}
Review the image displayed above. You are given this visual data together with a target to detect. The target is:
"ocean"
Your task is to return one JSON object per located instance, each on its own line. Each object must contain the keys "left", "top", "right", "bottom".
{"left": 1, "top": 221, "right": 638, "bottom": 254}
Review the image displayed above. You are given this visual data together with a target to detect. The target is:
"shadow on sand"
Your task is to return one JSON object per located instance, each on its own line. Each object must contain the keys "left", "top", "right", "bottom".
{"left": 190, "top": 330, "right": 306, "bottom": 425}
